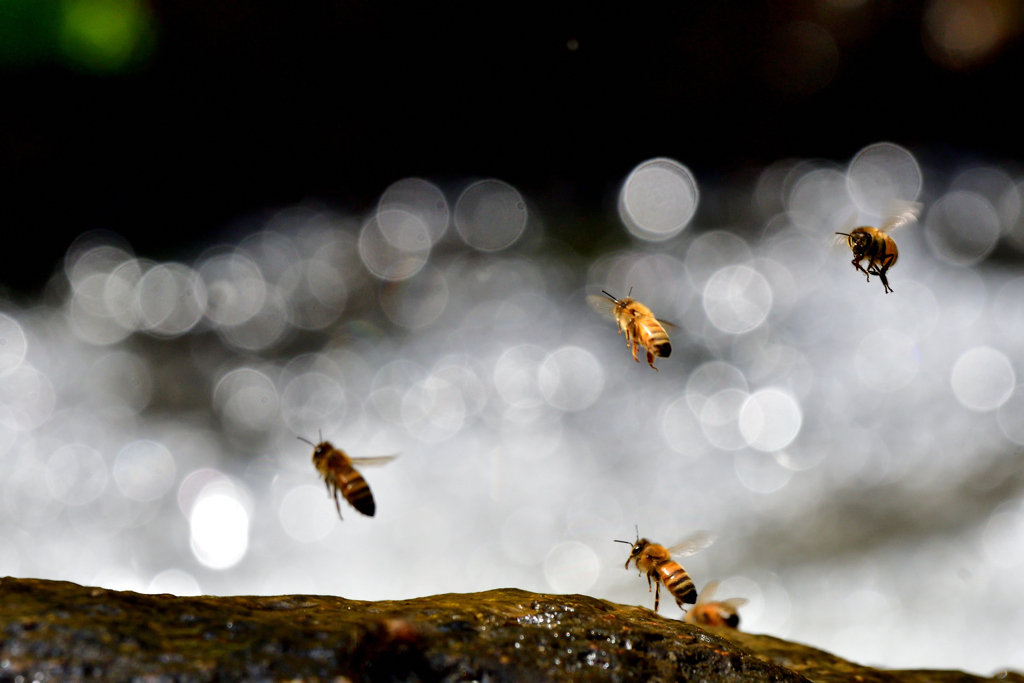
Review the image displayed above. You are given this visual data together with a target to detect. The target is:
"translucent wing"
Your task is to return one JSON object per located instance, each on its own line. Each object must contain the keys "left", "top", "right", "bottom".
{"left": 878, "top": 201, "right": 922, "bottom": 233}
{"left": 587, "top": 293, "right": 618, "bottom": 319}
{"left": 666, "top": 530, "right": 716, "bottom": 558}
{"left": 657, "top": 319, "right": 678, "bottom": 330}
{"left": 695, "top": 580, "right": 720, "bottom": 606}
{"left": 721, "top": 597, "right": 749, "bottom": 609}
{"left": 349, "top": 454, "right": 399, "bottom": 467}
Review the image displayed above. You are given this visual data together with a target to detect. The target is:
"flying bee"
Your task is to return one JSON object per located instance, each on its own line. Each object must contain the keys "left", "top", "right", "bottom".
{"left": 588, "top": 289, "right": 673, "bottom": 370}
{"left": 299, "top": 435, "right": 397, "bottom": 519}
{"left": 834, "top": 202, "right": 921, "bottom": 294}
{"left": 683, "top": 580, "right": 748, "bottom": 629}
{"left": 615, "top": 528, "right": 715, "bottom": 613}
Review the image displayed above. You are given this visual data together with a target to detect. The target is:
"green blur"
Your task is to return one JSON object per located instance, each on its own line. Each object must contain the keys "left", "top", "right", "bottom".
{"left": 0, "top": 0, "right": 155, "bottom": 72}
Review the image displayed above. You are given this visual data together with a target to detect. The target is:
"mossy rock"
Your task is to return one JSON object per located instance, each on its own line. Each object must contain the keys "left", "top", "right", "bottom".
{"left": 0, "top": 577, "right": 1018, "bottom": 682}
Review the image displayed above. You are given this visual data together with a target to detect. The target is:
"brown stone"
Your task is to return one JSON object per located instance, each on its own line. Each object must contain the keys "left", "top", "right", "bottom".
{"left": 0, "top": 577, "right": 1019, "bottom": 682}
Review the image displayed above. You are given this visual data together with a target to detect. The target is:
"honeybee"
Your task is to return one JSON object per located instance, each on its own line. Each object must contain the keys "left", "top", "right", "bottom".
{"left": 299, "top": 435, "right": 397, "bottom": 519}
{"left": 615, "top": 528, "right": 715, "bottom": 613}
{"left": 835, "top": 202, "right": 921, "bottom": 294}
{"left": 683, "top": 580, "right": 748, "bottom": 629}
{"left": 588, "top": 289, "right": 673, "bottom": 370}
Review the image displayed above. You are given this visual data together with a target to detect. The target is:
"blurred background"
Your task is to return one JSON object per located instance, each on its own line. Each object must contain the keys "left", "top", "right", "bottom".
{"left": 3, "top": 0, "right": 1024, "bottom": 676}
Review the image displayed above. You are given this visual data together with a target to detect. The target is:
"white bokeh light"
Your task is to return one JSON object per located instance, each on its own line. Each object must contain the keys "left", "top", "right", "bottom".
{"left": 703, "top": 265, "right": 773, "bottom": 334}
{"left": 114, "top": 440, "right": 176, "bottom": 502}
{"left": 739, "top": 389, "right": 803, "bottom": 452}
{"left": 735, "top": 452, "right": 794, "bottom": 493}
{"left": 544, "top": 541, "right": 600, "bottom": 593}
{"left": 951, "top": 347, "right": 1015, "bottom": 412}
{"left": 538, "top": 346, "right": 605, "bottom": 412}
{"left": 0, "top": 313, "right": 28, "bottom": 376}
{"left": 454, "top": 179, "right": 528, "bottom": 251}
{"left": 847, "top": 142, "right": 923, "bottom": 215}
{"left": 279, "top": 484, "right": 337, "bottom": 543}
{"left": 46, "top": 444, "right": 107, "bottom": 506}
{"left": 618, "top": 158, "right": 699, "bottom": 241}
{"left": 147, "top": 569, "right": 202, "bottom": 596}
{"left": 660, "top": 395, "right": 712, "bottom": 458}
{"left": 190, "top": 485, "right": 250, "bottom": 570}
{"left": 700, "top": 388, "right": 750, "bottom": 451}
{"left": 924, "top": 191, "right": 1000, "bottom": 266}
{"left": 136, "top": 263, "right": 208, "bottom": 337}
{"left": 378, "top": 178, "right": 450, "bottom": 245}
{"left": 359, "top": 213, "right": 430, "bottom": 281}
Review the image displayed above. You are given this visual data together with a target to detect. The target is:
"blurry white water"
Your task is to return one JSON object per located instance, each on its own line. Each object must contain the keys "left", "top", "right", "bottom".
{"left": 2, "top": 148, "right": 1024, "bottom": 674}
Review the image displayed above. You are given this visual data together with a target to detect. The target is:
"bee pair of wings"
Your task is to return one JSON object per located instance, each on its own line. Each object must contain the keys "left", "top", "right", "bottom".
{"left": 348, "top": 455, "right": 399, "bottom": 467}
{"left": 831, "top": 201, "right": 922, "bottom": 247}
{"left": 665, "top": 530, "right": 716, "bottom": 557}
{"left": 586, "top": 294, "right": 677, "bottom": 329}
{"left": 695, "top": 579, "right": 749, "bottom": 609}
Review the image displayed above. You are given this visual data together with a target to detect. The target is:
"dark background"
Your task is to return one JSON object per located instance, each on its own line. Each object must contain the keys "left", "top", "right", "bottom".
{"left": 2, "top": 0, "right": 1022, "bottom": 292}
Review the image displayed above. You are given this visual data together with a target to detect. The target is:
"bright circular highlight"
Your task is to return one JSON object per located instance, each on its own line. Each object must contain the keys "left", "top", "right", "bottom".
{"left": 703, "top": 265, "right": 773, "bottom": 334}
{"left": 847, "top": 143, "right": 922, "bottom": 214}
{"left": 114, "top": 440, "right": 176, "bottom": 502}
{"left": 279, "top": 484, "right": 337, "bottom": 543}
{"left": 538, "top": 346, "right": 605, "bottom": 412}
{"left": 739, "top": 389, "right": 803, "bottom": 452}
{"left": 0, "top": 313, "right": 28, "bottom": 376}
{"left": 924, "top": 191, "right": 1000, "bottom": 266}
{"left": 951, "top": 346, "right": 1014, "bottom": 412}
{"left": 454, "top": 179, "right": 528, "bottom": 251}
{"left": 619, "top": 158, "right": 699, "bottom": 241}
{"left": 543, "top": 541, "right": 600, "bottom": 594}
{"left": 189, "top": 491, "right": 249, "bottom": 569}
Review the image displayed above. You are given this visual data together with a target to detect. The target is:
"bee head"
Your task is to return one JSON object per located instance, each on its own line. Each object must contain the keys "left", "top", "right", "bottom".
{"left": 615, "top": 526, "right": 647, "bottom": 565}
{"left": 837, "top": 230, "right": 869, "bottom": 250}
{"left": 298, "top": 434, "right": 331, "bottom": 461}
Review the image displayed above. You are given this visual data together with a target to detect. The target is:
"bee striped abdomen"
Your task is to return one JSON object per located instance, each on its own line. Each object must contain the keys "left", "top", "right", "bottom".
{"left": 337, "top": 468, "right": 376, "bottom": 516}
{"left": 659, "top": 562, "right": 697, "bottom": 605}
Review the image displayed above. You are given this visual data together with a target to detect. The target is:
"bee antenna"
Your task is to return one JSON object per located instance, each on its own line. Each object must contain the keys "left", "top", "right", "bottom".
{"left": 318, "top": 428, "right": 323, "bottom": 442}
{"left": 614, "top": 539, "right": 632, "bottom": 545}
{"left": 297, "top": 435, "right": 316, "bottom": 447}
{"left": 600, "top": 289, "right": 618, "bottom": 303}
{"left": 627, "top": 286, "right": 633, "bottom": 298}
{"left": 635, "top": 524, "right": 639, "bottom": 541}
{"left": 835, "top": 232, "right": 851, "bottom": 237}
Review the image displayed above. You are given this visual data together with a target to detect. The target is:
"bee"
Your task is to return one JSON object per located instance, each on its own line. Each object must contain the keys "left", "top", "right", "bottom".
{"left": 835, "top": 202, "right": 921, "bottom": 294}
{"left": 588, "top": 289, "right": 673, "bottom": 370}
{"left": 684, "top": 580, "right": 748, "bottom": 629}
{"left": 299, "top": 435, "right": 397, "bottom": 519}
{"left": 615, "top": 528, "right": 715, "bottom": 613}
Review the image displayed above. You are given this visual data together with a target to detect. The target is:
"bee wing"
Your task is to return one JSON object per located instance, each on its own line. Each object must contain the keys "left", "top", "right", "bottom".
{"left": 587, "top": 294, "right": 618, "bottom": 319}
{"left": 348, "top": 454, "right": 399, "bottom": 467}
{"left": 721, "top": 597, "right": 749, "bottom": 609}
{"left": 657, "top": 319, "right": 678, "bottom": 330}
{"left": 666, "top": 530, "right": 716, "bottom": 558}
{"left": 878, "top": 201, "right": 922, "bottom": 233}
{"left": 695, "top": 580, "right": 719, "bottom": 605}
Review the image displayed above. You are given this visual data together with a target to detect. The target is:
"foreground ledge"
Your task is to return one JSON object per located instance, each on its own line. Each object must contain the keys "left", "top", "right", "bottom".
{"left": 0, "top": 577, "right": 1018, "bottom": 682}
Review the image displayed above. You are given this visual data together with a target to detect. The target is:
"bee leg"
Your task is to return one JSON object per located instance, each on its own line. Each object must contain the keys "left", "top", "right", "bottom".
{"left": 646, "top": 349, "right": 658, "bottom": 371}
{"left": 653, "top": 581, "right": 661, "bottom": 613}
{"left": 878, "top": 255, "right": 895, "bottom": 294}
{"left": 334, "top": 493, "right": 344, "bottom": 520}
{"left": 852, "top": 257, "right": 870, "bottom": 281}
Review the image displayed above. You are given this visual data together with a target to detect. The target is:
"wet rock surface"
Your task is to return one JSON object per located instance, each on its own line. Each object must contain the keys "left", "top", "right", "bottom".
{"left": 0, "top": 577, "right": 1019, "bottom": 683}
